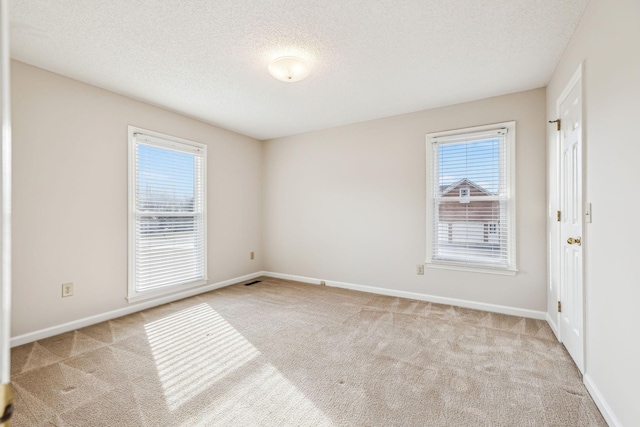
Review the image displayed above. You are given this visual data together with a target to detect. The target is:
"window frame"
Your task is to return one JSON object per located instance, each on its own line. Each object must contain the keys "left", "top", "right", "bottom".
{"left": 425, "top": 121, "right": 517, "bottom": 275}
{"left": 128, "top": 126, "right": 208, "bottom": 302}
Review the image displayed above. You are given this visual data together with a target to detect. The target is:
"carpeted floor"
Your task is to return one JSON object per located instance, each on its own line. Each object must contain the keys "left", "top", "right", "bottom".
{"left": 10, "top": 276, "right": 606, "bottom": 426}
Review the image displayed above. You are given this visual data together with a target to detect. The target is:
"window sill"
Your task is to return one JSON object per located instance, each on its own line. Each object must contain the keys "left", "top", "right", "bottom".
{"left": 127, "top": 278, "right": 209, "bottom": 303}
{"left": 425, "top": 262, "right": 517, "bottom": 276}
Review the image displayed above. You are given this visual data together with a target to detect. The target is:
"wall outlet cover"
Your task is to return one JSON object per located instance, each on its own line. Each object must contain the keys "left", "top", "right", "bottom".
{"left": 62, "top": 282, "right": 74, "bottom": 297}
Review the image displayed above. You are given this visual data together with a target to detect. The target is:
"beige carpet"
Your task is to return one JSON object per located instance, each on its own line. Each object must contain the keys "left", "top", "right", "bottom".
{"left": 10, "top": 277, "right": 606, "bottom": 426}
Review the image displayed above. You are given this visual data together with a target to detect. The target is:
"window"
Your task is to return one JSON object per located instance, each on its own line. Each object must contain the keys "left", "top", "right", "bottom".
{"left": 459, "top": 188, "right": 470, "bottom": 203}
{"left": 128, "top": 127, "right": 207, "bottom": 301}
{"left": 426, "top": 122, "right": 516, "bottom": 274}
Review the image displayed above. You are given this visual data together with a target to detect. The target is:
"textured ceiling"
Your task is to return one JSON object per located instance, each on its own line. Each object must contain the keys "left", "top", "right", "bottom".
{"left": 10, "top": 0, "right": 589, "bottom": 140}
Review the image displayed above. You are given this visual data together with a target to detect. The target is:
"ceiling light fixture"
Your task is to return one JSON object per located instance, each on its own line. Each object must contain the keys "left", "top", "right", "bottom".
{"left": 268, "top": 56, "right": 310, "bottom": 82}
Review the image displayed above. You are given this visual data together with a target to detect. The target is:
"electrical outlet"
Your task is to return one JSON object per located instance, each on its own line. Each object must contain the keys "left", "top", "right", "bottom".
{"left": 62, "top": 282, "right": 74, "bottom": 297}
{"left": 250, "top": 251, "right": 255, "bottom": 260}
{"left": 417, "top": 265, "right": 424, "bottom": 275}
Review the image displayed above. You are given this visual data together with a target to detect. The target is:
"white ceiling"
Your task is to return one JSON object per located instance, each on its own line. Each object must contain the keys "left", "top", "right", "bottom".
{"left": 10, "top": 0, "right": 589, "bottom": 140}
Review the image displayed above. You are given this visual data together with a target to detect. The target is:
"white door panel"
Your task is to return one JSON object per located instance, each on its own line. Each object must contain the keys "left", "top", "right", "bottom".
{"left": 558, "top": 73, "right": 584, "bottom": 373}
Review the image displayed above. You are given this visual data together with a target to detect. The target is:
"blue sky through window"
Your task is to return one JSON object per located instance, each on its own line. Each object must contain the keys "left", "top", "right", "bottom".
{"left": 137, "top": 144, "right": 195, "bottom": 210}
{"left": 438, "top": 138, "right": 501, "bottom": 194}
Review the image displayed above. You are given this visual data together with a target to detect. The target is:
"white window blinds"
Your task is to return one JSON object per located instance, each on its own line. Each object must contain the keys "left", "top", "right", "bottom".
{"left": 430, "top": 126, "right": 514, "bottom": 270}
{"left": 131, "top": 132, "right": 206, "bottom": 296}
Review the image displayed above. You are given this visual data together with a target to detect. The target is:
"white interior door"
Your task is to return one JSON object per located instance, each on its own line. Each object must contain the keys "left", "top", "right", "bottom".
{"left": 558, "top": 70, "right": 584, "bottom": 373}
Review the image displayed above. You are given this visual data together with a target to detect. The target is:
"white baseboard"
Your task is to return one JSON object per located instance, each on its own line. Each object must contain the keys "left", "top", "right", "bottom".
{"left": 584, "top": 374, "right": 622, "bottom": 427}
{"left": 262, "top": 272, "right": 546, "bottom": 320}
{"left": 11, "top": 271, "right": 264, "bottom": 347}
{"left": 261, "top": 271, "right": 322, "bottom": 285}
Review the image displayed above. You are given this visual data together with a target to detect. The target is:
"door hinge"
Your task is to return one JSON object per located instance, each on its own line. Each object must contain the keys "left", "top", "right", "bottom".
{"left": 557, "top": 301, "right": 562, "bottom": 313}
{"left": 557, "top": 211, "right": 561, "bottom": 222}
{"left": 549, "top": 119, "right": 561, "bottom": 131}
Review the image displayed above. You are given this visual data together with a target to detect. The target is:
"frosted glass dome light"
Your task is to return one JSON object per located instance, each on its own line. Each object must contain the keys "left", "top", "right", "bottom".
{"left": 268, "top": 56, "right": 310, "bottom": 82}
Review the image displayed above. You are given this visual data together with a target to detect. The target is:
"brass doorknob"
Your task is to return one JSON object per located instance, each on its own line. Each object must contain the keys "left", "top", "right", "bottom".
{"left": 567, "top": 237, "right": 582, "bottom": 245}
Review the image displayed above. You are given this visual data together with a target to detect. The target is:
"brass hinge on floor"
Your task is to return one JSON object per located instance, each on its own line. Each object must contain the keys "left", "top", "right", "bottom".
{"left": 558, "top": 301, "right": 562, "bottom": 313}
{"left": 0, "top": 383, "right": 14, "bottom": 426}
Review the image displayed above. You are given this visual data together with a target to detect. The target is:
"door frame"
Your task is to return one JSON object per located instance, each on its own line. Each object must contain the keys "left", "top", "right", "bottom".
{"left": 554, "top": 62, "right": 586, "bottom": 371}
{"left": 0, "top": 0, "right": 12, "bottom": 424}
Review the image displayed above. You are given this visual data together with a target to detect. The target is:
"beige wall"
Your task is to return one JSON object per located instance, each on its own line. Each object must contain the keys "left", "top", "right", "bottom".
{"left": 546, "top": 0, "right": 640, "bottom": 425}
{"left": 263, "top": 88, "right": 547, "bottom": 312}
{"left": 11, "top": 61, "right": 263, "bottom": 337}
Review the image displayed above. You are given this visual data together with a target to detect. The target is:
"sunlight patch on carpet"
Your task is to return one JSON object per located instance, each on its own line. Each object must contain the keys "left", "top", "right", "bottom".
{"left": 179, "top": 362, "right": 333, "bottom": 427}
{"left": 145, "top": 303, "right": 259, "bottom": 410}
{"left": 144, "top": 303, "right": 332, "bottom": 426}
